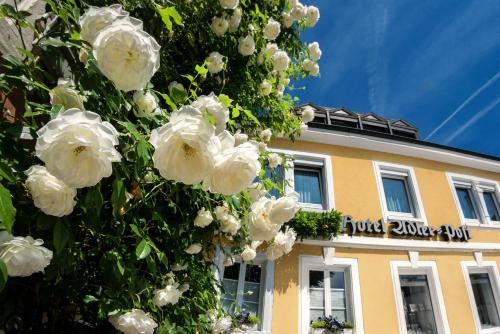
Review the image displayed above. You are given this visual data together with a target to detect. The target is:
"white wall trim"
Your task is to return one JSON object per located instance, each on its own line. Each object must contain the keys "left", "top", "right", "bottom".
{"left": 299, "top": 255, "right": 364, "bottom": 334}
{"left": 299, "top": 235, "right": 500, "bottom": 253}
{"left": 299, "top": 128, "right": 500, "bottom": 173}
{"left": 390, "top": 260, "right": 451, "bottom": 334}
{"left": 373, "top": 161, "right": 428, "bottom": 224}
{"left": 461, "top": 261, "right": 500, "bottom": 334}
{"left": 270, "top": 147, "right": 335, "bottom": 211}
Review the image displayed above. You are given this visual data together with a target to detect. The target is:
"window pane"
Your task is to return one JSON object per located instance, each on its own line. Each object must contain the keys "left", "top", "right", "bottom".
{"left": 309, "top": 271, "right": 325, "bottom": 320}
{"left": 294, "top": 168, "right": 323, "bottom": 205}
{"left": 483, "top": 192, "right": 500, "bottom": 221}
{"left": 223, "top": 263, "right": 240, "bottom": 280}
{"left": 330, "top": 271, "right": 345, "bottom": 289}
{"left": 399, "top": 275, "right": 438, "bottom": 334}
{"left": 382, "top": 177, "right": 412, "bottom": 213}
{"left": 310, "top": 271, "right": 325, "bottom": 288}
{"left": 470, "top": 273, "right": 500, "bottom": 328}
{"left": 310, "top": 309, "right": 325, "bottom": 322}
{"left": 332, "top": 309, "right": 347, "bottom": 322}
{"left": 456, "top": 187, "right": 477, "bottom": 219}
{"left": 330, "top": 271, "right": 347, "bottom": 322}
{"left": 222, "top": 263, "right": 240, "bottom": 313}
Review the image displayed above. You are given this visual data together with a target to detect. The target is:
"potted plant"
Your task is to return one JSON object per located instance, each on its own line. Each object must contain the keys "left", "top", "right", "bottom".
{"left": 310, "top": 316, "right": 354, "bottom": 334}
{"left": 235, "top": 311, "right": 261, "bottom": 331}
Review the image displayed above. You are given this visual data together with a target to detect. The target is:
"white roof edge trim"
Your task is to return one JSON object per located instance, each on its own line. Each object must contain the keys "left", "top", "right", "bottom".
{"left": 299, "top": 235, "right": 500, "bottom": 252}
{"left": 299, "top": 128, "right": 500, "bottom": 173}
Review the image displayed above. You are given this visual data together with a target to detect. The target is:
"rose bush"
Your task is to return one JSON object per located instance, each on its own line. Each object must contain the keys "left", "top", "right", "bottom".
{"left": 0, "top": 0, "right": 328, "bottom": 332}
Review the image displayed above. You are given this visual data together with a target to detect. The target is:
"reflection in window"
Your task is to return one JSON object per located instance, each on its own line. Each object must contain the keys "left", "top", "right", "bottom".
{"left": 482, "top": 192, "right": 500, "bottom": 222}
{"left": 470, "top": 273, "right": 500, "bottom": 329}
{"left": 399, "top": 274, "right": 438, "bottom": 334}
{"left": 456, "top": 187, "right": 477, "bottom": 220}
{"left": 294, "top": 167, "right": 323, "bottom": 205}
{"left": 382, "top": 177, "right": 412, "bottom": 214}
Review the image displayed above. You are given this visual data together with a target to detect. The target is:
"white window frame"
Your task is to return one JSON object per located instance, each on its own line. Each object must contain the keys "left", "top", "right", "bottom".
{"left": 373, "top": 161, "right": 427, "bottom": 224}
{"left": 461, "top": 261, "right": 500, "bottom": 334}
{"left": 271, "top": 148, "right": 334, "bottom": 212}
{"left": 214, "top": 251, "right": 275, "bottom": 334}
{"left": 299, "top": 255, "right": 364, "bottom": 334}
{"left": 447, "top": 173, "right": 500, "bottom": 229}
{"left": 390, "top": 260, "right": 451, "bottom": 334}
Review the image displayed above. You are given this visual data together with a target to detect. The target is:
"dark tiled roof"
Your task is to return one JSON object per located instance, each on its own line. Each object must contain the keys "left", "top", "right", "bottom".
{"left": 296, "top": 103, "right": 419, "bottom": 140}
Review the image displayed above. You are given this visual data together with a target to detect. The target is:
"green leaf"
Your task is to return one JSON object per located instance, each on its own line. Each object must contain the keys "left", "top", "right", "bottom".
{"left": 129, "top": 224, "right": 141, "bottom": 237}
{"left": 159, "top": 93, "right": 177, "bottom": 110}
{"left": 53, "top": 221, "right": 70, "bottom": 253}
{"left": 0, "top": 259, "right": 7, "bottom": 292}
{"left": 118, "top": 121, "right": 141, "bottom": 140}
{"left": 39, "top": 37, "right": 82, "bottom": 48}
{"left": 111, "top": 177, "right": 126, "bottom": 217}
{"left": 157, "top": 6, "right": 183, "bottom": 32}
{"left": 0, "top": 162, "right": 15, "bottom": 182}
{"left": 115, "top": 257, "right": 125, "bottom": 276}
{"left": 195, "top": 64, "right": 208, "bottom": 76}
{"left": 218, "top": 94, "right": 233, "bottom": 107}
{"left": 0, "top": 183, "right": 16, "bottom": 233}
{"left": 83, "top": 295, "right": 98, "bottom": 303}
{"left": 242, "top": 108, "right": 261, "bottom": 125}
{"left": 232, "top": 104, "right": 241, "bottom": 118}
{"left": 135, "top": 239, "right": 151, "bottom": 260}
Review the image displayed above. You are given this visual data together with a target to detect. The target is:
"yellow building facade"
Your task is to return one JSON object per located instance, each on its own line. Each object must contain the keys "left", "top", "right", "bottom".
{"left": 267, "top": 105, "right": 500, "bottom": 334}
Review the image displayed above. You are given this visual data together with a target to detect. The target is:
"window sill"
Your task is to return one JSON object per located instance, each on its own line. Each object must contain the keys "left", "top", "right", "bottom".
{"left": 386, "top": 215, "right": 427, "bottom": 225}
{"left": 479, "top": 326, "right": 500, "bottom": 334}
{"left": 464, "top": 222, "right": 500, "bottom": 230}
{"left": 299, "top": 203, "right": 329, "bottom": 213}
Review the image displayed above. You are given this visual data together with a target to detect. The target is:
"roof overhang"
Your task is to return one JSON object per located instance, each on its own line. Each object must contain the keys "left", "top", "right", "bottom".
{"left": 299, "top": 126, "right": 500, "bottom": 173}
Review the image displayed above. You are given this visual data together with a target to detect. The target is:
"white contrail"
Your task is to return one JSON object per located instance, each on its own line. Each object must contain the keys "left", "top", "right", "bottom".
{"left": 444, "top": 95, "right": 500, "bottom": 144}
{"left": 425, "top": 70, "right": 500, "bottom": 140}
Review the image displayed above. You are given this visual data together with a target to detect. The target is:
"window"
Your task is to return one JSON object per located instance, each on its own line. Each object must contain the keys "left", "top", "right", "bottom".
{"left": 391, "top": 261, "right": 450, "bottom": 334}
{"left": 271, "top": 149, "right": 334, "bottom": 211}
{"left": 374, "top": 162, "right": 426, "bottom": 222}
{"left": 399, "top": 274, "right": 438, "bottom": 334}
{"left": 308, "top": 269, "right": 350, "bottom": 322}
{"left": 294, "top": 166, "right": 323, "bottom": 206}
{"left": 462, "top": 261, "right": 500, "bottom": 333}
{"left": 448, "top": 173, "right": 500, "bottom": 227}
{"left": 216, "top": 252, "right": 275, "bottom": 333}
{"left": 300, "top": 256, "right": 364, "bottom": 334}
{"left": 456, "top": 187, "right": 478, "bottom": 220}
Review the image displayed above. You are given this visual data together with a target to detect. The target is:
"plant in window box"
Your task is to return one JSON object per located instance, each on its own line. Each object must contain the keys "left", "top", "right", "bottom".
{"left": 310, "top": 316, "right": 354, "bottom": 334}
{"left": 235, "top": 311, "right": 261, "bottom": 331}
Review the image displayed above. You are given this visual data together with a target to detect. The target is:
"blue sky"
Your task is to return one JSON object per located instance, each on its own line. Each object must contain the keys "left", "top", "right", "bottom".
{"left": 295, "top": 0, "right": 500, "bottom": 157}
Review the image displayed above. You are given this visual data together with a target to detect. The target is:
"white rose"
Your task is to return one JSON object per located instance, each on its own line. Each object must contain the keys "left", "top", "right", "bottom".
{"left": 25, "top": 165, "right": 76, "bottom": 217}
{"left": 308, "top": 41, "right": 322, "bottom": 61}
{"left": 228, "top": 7, "right": 242, "bottom": 32}
{"left": 282, "top": 12, "right": 294, "bottom": 28}
{"left": 310, "top": 63, "right": 320, "bottom": 76}
{"left": 212, "top": 315, "right": 232, "bottom": 334}
{"left": 305, "top": 6, "right": 320, "bottom": 27}
{"left": 248, "top": 197, "right": 281, "bottom": 241}
{"left": 191, "top": 93, "right": 229, "bottom": 133}
{"left": 79, "top": 4, "right": 130, "bottom": 45}
{"left": 263, "top": 18, "right": 281, "bottom": 40}
{"left": 168, "top": 81, "right": 186, "bottom": 94}
{"left": 194, "top": 207, "right": 213, "bottom": 227}
{"left": 291, "top": 3, "right": 306, "bottom": 20}
{"left": 211, "top": 17, "right": 229, "bottom": 36}
{"left": 214, "top": 205, "right": 230, "bottom": 221}
{"left": 206, "top": 51, "right": 225, "bottom": 74}
{"left": 241, "top": 245, "right": 257, "bottom": 262}
{"left": 276, "top": 83, "right": 285, "bottom": 98}
{"left": 302, "top": 107, "right": 315, "bottom": 123}
{"left": 223, "top": 255, "right": 235, "bottom": 267}
{"left": 301, "top": 122, "right": 308, "bottom": 131}
{"left": 133, "top": 90, "right": 159, "bottom": 118}
{"left": 269, "top": 192, "right": 299, "bottom": 224}
{"left": 288, "top": 0, "right": 299, "bottom": 7}
{"left": 259, "top": 80, "right": 272, "bottom": 96}
{"left": 234, "top": 132, "right": 248, "bottom": 146}
{"left": 93, "top": 18, "right": 160, "bottom": 92}
{"left": 50, "top": 78, "right": 85, "bottom": 111}
{"left": 110, "top": 309, "right": 157, "bottom": 334}
{"left": 220, "top": 0, "right": 239, "bottom": 10}
{"left": 259, "top": 128, "right": 272, "bottom": 142}
{"left": 0, "top": 236, "right": 52, "bottom": 277}
{"left": 35, "top": 109, "right": 121, "bottom": 188}
{"left": 268, "top": 153, "right": 281, "bottom": 168}
{"left": 266, "top": 227, "right": 296, "bottom": 260}
{"left": 302, "top": 58, "right": 314, "bottom": 72}
{"left": 272, "top": 50, "right": 290, "bottom": 72}
{"left": 238, "top": 35, "right": 255, "bottom": 56}
{"left": 247, "top": 182, "right": 267, "bottom": 202}
{"left": 204, "top": 139, "right": 261, "bottom": 195}
{"left": 258, "top": 141, "right": 268, "bottom": 152}
{"left": 149, "top": 106, "right": 220, "bottom": 185}
{"left": 185, "top": 243, "right": 202, "bottom": 254}
{"left": 220, "top": 214, "right": 241, "bottom": 235}
{"left": 153, "top": 284, "right": 182, "bottom": 306}
{"left": 265, "top": 43, "right": 279, "bottom": 57}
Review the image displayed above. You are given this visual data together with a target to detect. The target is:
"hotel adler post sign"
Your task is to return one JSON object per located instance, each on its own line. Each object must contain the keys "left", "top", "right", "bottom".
{"left": 341, "top": 215, "right": 472, "bottom": 242}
